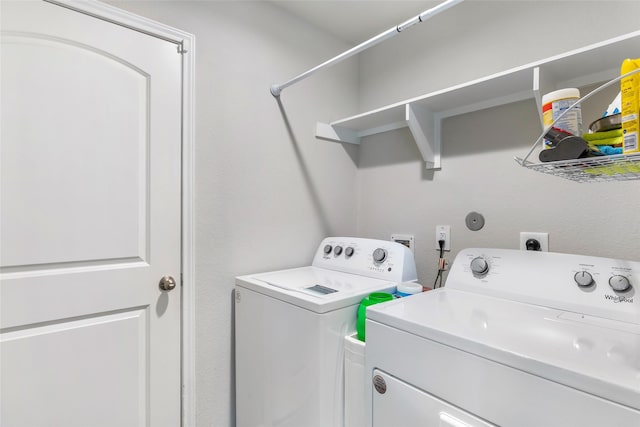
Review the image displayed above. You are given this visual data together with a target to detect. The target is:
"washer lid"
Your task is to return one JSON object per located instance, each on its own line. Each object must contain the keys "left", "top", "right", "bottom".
{"left": 236, "top": 266, "right": 396, "bottom": 313}
{"left": 367, "top": 289, "right": 640, "bottom": 411}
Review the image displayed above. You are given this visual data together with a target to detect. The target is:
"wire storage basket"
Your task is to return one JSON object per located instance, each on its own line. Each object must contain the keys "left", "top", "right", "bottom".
{"left": 515, "top": 67, "right": 640, "bottom": 183}
{"left": 521, "top": 153, "right": 640, "bottom": 182}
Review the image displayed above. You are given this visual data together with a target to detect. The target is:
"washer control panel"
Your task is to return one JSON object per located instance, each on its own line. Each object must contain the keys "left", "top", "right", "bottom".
{"left": 449, "top": 248, "right": 638, "bottom": 324}
{"left": 312, "top": 237, "right": 417, "bottom": 283}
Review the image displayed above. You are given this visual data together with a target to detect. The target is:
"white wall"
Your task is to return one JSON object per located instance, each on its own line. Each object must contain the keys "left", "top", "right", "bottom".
{"left": 356, "top": 0, "right": 640, "bottom": 288}
{"left": 106, "top": 0, "right": 640, "bottom": 425}
{"left": 108, "top": 1, "right": 359, "bottom": 426}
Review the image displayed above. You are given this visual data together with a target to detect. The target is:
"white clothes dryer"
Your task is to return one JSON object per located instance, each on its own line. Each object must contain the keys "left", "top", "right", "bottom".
{"left": 366, "top": 248, "right": 640, "bottom": 427}
{"left": 235, "top": 237, "right": 417, "bottom": 427}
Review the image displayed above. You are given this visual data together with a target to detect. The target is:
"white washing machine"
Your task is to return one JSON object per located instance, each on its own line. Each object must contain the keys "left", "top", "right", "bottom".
{"left": 235, "top": 237, "right": 417, "bottom": 427}
{"left": 366, "top": 248, "right": 640, "bottom": 427}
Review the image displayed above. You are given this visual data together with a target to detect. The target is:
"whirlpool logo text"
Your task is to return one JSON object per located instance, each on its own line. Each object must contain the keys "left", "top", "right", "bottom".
{"left": 604, "top": 294, "right": 634, "bottom": 303}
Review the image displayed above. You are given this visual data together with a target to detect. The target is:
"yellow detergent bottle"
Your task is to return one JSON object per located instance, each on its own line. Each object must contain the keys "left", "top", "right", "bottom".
{"left": 621, "top": 58, "right": 640, "bottom": 154}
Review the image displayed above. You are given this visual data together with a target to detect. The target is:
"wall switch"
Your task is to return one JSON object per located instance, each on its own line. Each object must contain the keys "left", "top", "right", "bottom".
{"left": 520, "top": 232, "right": 549, "bottom": 252}
{"left": 391, "top": 234, "right": 414, "bottom": 253}
{"left": 435, "top": 225, "right": 450, "bottom": 251}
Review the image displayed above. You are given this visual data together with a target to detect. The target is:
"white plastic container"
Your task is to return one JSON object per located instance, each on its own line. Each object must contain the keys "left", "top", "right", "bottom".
{"left": 344, "top": 334, "right": 366, "bottom": 427}
{"left": 396, "top": 282, "right": 423, "bottom": 297}
{"left": 542, "top": 88, "right": 582, "bottom": 149}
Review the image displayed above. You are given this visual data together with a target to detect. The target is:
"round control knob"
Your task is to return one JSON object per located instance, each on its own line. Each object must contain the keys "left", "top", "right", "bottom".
{"left": 609, "top": 275, "right": 631, "bottom": 292}
{"left": 323, "top": 244, "right": 332, "bottom": 255}
{"left": 334, "top": 246, "right": 343, "bottom": 256}
{"left": 470, "top": 257, "right": 489, "bottom": 276}
{"left": 345, "top": 247, "right": 354, "bottom": 257}
{"left": 372, "top": 248, "right": 387, "bottom": 263}
{"left": 574, "top": 271, "right": 594, "bottom": 287}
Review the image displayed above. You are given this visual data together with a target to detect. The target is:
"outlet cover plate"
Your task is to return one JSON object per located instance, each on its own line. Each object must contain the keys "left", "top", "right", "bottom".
{"left": 435, "top": 225, "right": 451, "bottom": 251}
{"left": 520, "top": 232, "right": 549, "bottom": 252}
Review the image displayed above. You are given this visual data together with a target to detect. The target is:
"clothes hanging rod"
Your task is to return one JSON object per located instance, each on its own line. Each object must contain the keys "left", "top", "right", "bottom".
{"left": 270, "top": 0, "right": 464, "bottom": 97}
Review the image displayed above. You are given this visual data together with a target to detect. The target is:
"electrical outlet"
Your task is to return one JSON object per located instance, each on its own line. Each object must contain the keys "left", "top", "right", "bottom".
{"left": 435, "top": 225, "right": 450, "bottom": 251}
{"left": 520, "top": 232, "right": 549, "bottom": 252}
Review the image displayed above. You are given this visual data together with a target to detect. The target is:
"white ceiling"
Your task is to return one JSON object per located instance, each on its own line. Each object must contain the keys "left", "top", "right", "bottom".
{"left": 269, "top": 1, "right": 443, "bottom": 44}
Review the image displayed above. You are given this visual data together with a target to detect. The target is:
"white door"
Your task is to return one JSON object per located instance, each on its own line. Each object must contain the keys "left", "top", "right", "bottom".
{"left": 0, "top": 1, "right": 182, "bottom": 426}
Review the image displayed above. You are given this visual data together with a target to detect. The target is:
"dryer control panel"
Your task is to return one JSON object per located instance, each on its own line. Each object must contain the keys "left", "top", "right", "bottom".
{"left": 449, "top": 248, "right": 639, "bottom": 325}
{"left": 312, "top": 237, "right": 417, "bottom": 283}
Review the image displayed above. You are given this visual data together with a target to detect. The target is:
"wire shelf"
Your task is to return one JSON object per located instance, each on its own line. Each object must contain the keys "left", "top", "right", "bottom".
{"left": 515, "top": 67, "right": 640, "bottom": 183}
{"left": 516, "top": 153, "right": 640, "bottom": 183}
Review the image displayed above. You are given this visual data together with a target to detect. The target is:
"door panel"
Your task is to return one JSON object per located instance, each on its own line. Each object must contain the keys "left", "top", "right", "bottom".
{"left": 0, "top": 1, "right": 182, "bottom": 426}
{"left": 1, "top": 309, "right": 148, "bottom": 427}
{"left": 372, "top": 370, "right": 496, "bottom": 427}
{"left": 1, "top": 34, "right": 148, "bottom": 267}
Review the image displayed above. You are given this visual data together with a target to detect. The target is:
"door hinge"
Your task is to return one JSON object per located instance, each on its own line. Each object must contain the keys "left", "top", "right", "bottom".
{"left": 177, "top": 44, "right": 187, "bottom": 55}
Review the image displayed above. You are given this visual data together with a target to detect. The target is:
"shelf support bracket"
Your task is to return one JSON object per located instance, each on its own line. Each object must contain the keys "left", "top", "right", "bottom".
{"left": 315, "top": 122, "right": 360, "bottom": 145}
{"left": 406, "top": 104, "right": 440, "bottom": 169}
{"left": 532, "top": 67, "right": 554, "bottom": 129}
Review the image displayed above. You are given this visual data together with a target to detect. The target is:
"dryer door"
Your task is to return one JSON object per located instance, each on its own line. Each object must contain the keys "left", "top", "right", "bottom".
{"left": 372, "top": 370, "right": 496, "bottom": 427}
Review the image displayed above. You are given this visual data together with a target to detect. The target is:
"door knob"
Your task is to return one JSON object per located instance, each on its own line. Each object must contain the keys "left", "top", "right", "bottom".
{"left": 159, "top": 275, "right": 177, "bottom": 291}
